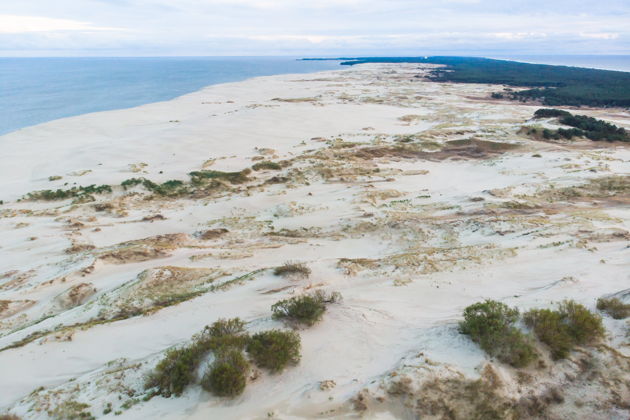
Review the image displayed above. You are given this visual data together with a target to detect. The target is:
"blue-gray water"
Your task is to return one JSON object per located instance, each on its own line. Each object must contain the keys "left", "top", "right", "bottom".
{"left": 491, "top": 55, "right": 630, "bottom": 72}
{"left": 0, "top": 57, "right": 340, "bottom": 136}
{"left": 2, "top": 55, "right": 629, "bottom": 136}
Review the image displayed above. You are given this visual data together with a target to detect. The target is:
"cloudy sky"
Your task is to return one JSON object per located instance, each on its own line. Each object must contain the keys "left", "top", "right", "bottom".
{"left": 1, "top": 0, "right": 629, "bottom": 56}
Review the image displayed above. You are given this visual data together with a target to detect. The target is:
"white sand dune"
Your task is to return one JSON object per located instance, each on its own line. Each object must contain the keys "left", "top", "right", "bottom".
{"left": 0, "top": 64, "right": 628, "bottom": 419}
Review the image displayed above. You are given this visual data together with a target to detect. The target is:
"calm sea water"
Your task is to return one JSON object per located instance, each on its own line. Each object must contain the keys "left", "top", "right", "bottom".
{"left": 492, "top": 55, "right": 630, "bottom": 72}
{"left": 0, "top": 57, "right": 340, "bottom": 136}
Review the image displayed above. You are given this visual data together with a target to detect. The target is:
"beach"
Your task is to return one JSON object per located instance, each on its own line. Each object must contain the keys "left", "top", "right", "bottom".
{"left": 0, "top": 63, "right": 629, "bottom": 419}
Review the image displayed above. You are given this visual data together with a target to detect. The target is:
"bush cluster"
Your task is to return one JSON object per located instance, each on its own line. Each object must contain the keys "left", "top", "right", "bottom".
{"left": 459, "top": 300, "right": 537, "bottom": 368}
{"left": 147, "top": 318, "right": 303, "bottom": 398}
{"left": 540, "top": 127, "right": 584, "bottom": 141}
{"left": 121, "top": 177, "right": 188, "bottom": 196}
{"left": 271, "top": 290, "right": 341, "bottom": 326}
{"left": 25, "top": 184, "right": 112, "bottom": 201}
{"left": 597, "top": 297, "right": 630, "bottom": 319}
{"left": 533, "top": 109, "right": 572, "bottom": 119}
{"left": 145, "top": 318, "right": 248, "bottom": 397}
{"left": 247, "top": 330, "right": 301, "bottom": 373}
{"left": 252, "top": 161, "right": 282, "bottom": 171}
{"left": 273, "top": 261, "right": 311, "bottom": 279}
{"left": 188, "top": 169, "right": 251, "bottom": 185}
{"left": 524, "top": 300, "right": 604, "bottom": 359}
{"left": 145, "top": 338, "right": 210, "bottom": 397}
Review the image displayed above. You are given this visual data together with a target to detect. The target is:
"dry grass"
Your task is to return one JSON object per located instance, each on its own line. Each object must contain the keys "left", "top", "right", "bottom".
{"left": 273, "top": 262, "right": 311, "bottom": 279}
{"left": 103, "top": 266, "right": 226, "bottom": 317}
{"left": 271, "top": 97, "right": 318, "bottom": 103}
{"left": 597, "top": 297, "right": 630, "bottom": 319}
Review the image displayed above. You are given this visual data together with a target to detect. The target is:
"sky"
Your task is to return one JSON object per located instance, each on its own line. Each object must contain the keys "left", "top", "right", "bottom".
{"left": 0, "top": 0, "right": 629, "bottom": 57}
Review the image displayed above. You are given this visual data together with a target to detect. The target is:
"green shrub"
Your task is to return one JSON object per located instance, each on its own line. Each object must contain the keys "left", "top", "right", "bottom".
{"left": 201, "top": 350, "right": 249, "bottom": 397}
{"left": 145, "top": 343, "right": 207, "bottom": 396}
{"left": 204, "top": 318, "right": 250, "bottom": 355}
{"left": 121, "top": 178, "right": 144, "bottom": 189}
{"left": 252, "top": 161, "right": 282, "bottom": 171}
{"left": 524, "top": 300, "right": 604, "bottom": 359}
{"left": 205, "top": 318, "right": 246, "bottom": 337}
{"left": 560, "top": 300, "right": 605, "bottom": 343}
{"left": 522, "top": 309, "right": 573, "bottom": 359}
{"left": 188, "top": 169, "right": 251, "bottom": 185}
{"left": 459, "top": 300, "right": 537, "bottom": 368}
{"left": 272, "top": 290, "right": 341, "bottom": 326}
{"left": 533, "top": 109, "right": 571, "bottom": 119}
{"left": 121, "top": 178, "right": 188, "bottom": 196}
{"left": 247, "top": 330, "right": 301, "bottom": 372}
{"left": 25, "top": 184, "right": 112, "bottom": 201}
{"left": 597, "top": 297, "right": 630, "bottom": 319}
{"left": 273, "top": 261, "right": 311, "bottom": 279}
{"left": 146, "top": 318, "right": 248, "bottom": 396}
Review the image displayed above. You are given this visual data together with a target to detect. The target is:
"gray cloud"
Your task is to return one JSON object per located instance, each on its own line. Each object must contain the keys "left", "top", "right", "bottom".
{"left": 0, "top": 0, "right": 628, "bottom": 56}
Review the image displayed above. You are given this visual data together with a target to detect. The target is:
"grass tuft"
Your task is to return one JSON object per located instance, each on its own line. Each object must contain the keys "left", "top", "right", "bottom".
{"left": 597, "top": 297, "right": 630, "bottom": 319}
{"left": 273, "top": 261, "right": 311, "bottom": 279}
{"left": 271, "top": 290, "right": 341, "bottom": 326}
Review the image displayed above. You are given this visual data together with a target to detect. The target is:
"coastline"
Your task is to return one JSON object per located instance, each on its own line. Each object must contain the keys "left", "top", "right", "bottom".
{"left": 0, "top": 62, "right": 629, "bottom": 419}
{"left": 0, "top": 66, "right": 352, "bottom": 202}
{"left": 0, "top": 57, "right": 342, "bottom": 137}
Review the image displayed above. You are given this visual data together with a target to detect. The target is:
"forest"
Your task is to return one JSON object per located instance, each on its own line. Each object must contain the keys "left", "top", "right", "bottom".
{"left": 304, "top": 57, "right": 630, "bottom": 107}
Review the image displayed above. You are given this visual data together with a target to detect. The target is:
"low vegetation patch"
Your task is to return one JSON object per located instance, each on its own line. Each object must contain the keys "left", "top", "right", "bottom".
{"left": 25, "top": 184, "right": 112, "bottom": 201}
{"left": 597, "top": 297, "right": 630, "bottom": 320}
{"left": 273, "top": 261, "right": 311, "bottom": 279}
{"left": 252, "top": 161, "right": 282, "bottom": 171}
{"left": 524, "top": 300, "right": 604, "bottom": 359}
{"left": 247, "top": 330, "right": 301, "bottom": 373}
{"left": 188, "top": 169, "right": 251, "bottom": 185}
{"left": 271, "top": 97, "right": 318, "bottom": 103}
{"left": 48, "top": 400, "right": 94, "bottom": 420}
{"left": 147, "top": 318, "right": 302, "bottom": 398}
{"left": 271, "top": 290, "right": 342, "bottom": 326}
{"left": 459, "top": 300, "right": 537, "bottom": 368}
{"left": 121, "top": 178, "right": 188, "bottom": 196}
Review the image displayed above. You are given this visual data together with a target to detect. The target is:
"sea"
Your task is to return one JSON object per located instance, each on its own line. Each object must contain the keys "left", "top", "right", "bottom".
{"left": 491, "top": 54, "right": 630, "bottom": 72}
{"left": 0, "top": 57, "right": 340, "bottom": 136}
{"left": 1, "top": 55, "right": 629, "bottom": 136}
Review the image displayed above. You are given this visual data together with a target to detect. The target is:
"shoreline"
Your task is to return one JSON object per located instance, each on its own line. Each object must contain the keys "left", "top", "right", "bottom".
{"left": 0, "top": 65, "right": 354, "bottom": 202}
{"left": 0, "top": 57, "right": 343, "bottom": 137}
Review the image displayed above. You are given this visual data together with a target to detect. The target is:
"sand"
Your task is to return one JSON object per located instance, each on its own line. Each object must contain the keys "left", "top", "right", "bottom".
{"left": 0, "top": 63, "right": 628, "bottom": 419}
